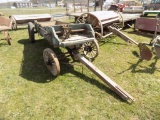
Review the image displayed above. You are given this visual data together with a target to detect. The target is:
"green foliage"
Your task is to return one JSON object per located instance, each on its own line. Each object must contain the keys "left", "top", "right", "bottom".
{"left": 0, "top": 8, "right": 160, "bottom": 119}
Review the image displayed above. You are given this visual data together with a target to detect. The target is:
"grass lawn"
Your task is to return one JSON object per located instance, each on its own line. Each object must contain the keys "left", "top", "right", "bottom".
{"left": 0, "top": 8, "right": 160, "bottom": 119}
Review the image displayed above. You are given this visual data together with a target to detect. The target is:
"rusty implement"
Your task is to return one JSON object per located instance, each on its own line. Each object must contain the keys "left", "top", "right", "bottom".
{"left": 28, "top": 21, "right": 135, "bottom": 102}
{"left": 10, "top": 14, "right": 52, "bottom": 29}
{"left": 76, "top": 11, "right": 141, "bottom": 41}
{"left": 111, "top": 13, "right": 160, "bottom": 60}
{"left": 108, "top": 26, "right": 153, "bottom": 61}
{"left": 134, "top": 17, "right": 160, "bottom": 33}
{"left": 0, "top": 15, "right": 12, "bottom": 45}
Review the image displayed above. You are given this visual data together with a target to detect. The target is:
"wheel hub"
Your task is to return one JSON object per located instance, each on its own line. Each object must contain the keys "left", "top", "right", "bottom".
{"left": 85, "top": 46, "right": 92, "bottom": 52}
{"left": 46, "top": 59, "right": 53, "bottom": 66}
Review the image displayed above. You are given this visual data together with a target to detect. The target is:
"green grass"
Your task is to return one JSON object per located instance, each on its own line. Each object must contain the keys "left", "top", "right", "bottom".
{"left": 0, "top": 7, "right": 66, "bottom": 17}
{"left": 0, "top": 8, "right": 160, "bottom": 119}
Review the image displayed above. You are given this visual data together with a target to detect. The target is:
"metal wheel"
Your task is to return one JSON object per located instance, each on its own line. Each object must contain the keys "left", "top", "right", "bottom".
{"left": 43, "top": 48, "right": 60, "bottom": 76}
{"left": 28, "top": 22, "right": 35, "bottom": 43}
{"left": 79, "top": 39, "right": 99, "bottom": 60}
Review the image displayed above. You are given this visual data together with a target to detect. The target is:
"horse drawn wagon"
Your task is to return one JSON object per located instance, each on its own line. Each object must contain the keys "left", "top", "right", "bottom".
{"left": 27, "top": 20, "right": 135, "bottom": 102}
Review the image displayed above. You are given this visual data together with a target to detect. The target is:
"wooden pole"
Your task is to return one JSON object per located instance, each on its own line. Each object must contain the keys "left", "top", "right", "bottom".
{"left": 80, "top": 0, "right": 82, "bottom": 12}
{"left": 73, "top": 0, "right": 75, "bottom": 13}
{"left": 66, "top": 3, "right": 68, "bottom": 15}
{"left": 87, "top": 0, "right": 89, "bottom": 12}
{"left": 94, "top": 0, "right": 96, "bottom": 11}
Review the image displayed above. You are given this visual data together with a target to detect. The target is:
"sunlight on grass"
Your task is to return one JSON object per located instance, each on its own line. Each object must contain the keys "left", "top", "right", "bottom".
{"left": 0, "top": 7, "right": 160, "bottom": 119}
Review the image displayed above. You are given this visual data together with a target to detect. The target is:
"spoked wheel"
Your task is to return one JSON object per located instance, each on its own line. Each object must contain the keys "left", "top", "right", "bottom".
{"left": 43, "top": 48, "right": 60, "bottom": 76}
{"left": 79, "top": 39, "right": 99, "bottom": 60}
{"left": 76, "top": 13, "right": 88, "bottom": 24}
{"left": 28, "top": 22, "right": 35, "bottom": 43}
{"left": 76, "top": 13, "right": 103, "bottom": 36}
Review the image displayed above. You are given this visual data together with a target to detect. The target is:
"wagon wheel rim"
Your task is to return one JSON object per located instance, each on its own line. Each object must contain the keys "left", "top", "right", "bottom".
{"left": 9, "top": 16, "right": 17, "bottom": 30}
{"left": 43, "top": 48, "right": 60, "bottom": 76}
{"left": 76, "top": 13, "right": 103, "bottom": 36}
{"left": 76, "top": 13, "right": 88, "bottom": 24}
{"left": 28, "top": 22, "right": 35, "bottom": 43}
{"left": 79, "top": 39, "right": 99, "bottom": 60}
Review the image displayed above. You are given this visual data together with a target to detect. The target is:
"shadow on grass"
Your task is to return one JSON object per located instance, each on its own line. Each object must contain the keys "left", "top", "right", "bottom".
{"left": 18, "top": 38, "right": 57, "bottom": 83}
{"left": 18, "top": 38, "right": 126, "bottom": 102}
{"left": 60, "top": 63, "right": 126, "bottom": 103}
{"left": 118, "top": 55, "right": 160, "bottom": 74}
{"left": 123, "top": 30, "right": 153, "bottom": 39}
{"left": 98, "top": 35, "right": 130, "bottom": 47}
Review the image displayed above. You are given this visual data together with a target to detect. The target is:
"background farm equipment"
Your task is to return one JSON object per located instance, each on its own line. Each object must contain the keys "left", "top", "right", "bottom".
{"left": 108, "top": 13, "right": 160, "bottom": 61}
{"left": 10, "top": 14, "right": 52, "bottom": 29}
{"left": 75, "top": 11, "right": 140, "bottom": 41}
{"left": 27, "top": 20, "right": 135, "bottom": 102}
{"left": 76, "top": 11, "right": 123, "bottom": 41}
{"left": 134, "top": 16, "right": 160, "bottom": 33}
{"left": 122, "top": 6, "right": 144, "bottom": 13}
{"left": 0, "top": 14, "right": 12, "bottom": 45}
{"left": 108, "top": 3, "right": 124, "bottom": 12}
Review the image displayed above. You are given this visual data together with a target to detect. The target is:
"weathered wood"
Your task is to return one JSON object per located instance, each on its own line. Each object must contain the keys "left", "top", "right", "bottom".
{"left": 73, "top": 51, "right": 135, "bottom": 102}
{"left": 55, "top": 28, "right": 85, "bottom": 34}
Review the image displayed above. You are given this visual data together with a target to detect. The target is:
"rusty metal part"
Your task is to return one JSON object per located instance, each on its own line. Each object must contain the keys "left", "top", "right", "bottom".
{"left": 134, "top": 17, "right": 160, "bottom": 33}
{"left": 138, "top": 43, "right": 152, "bottom": 61}
{"left": 62, "top": 25, "right": 72, "bottom": 39}
{"left": 73, "top": 50, "right": 135, "bottom": 102}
